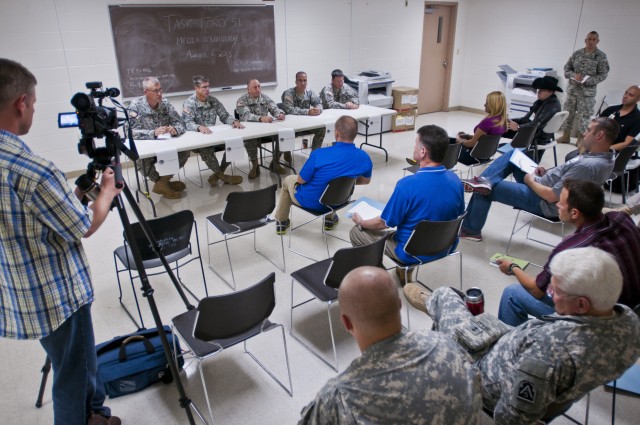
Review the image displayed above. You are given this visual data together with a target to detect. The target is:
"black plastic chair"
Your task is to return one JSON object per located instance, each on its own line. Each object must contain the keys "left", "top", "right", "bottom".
{"left": 206, "top": 184, "right": 284, "bottom": 290}
{"left": 289, "top": 236, "right": 387, "bottom": 371}
{"left": 388, "top": 213, "right": 466, "bottom": 328}
{"left": 466, "top": 134, "right": 501, "bottom": 178}
{"left": 505, "top": 208, "right": 565, "bottom": 255}
{"left": 171, "top": 273, "right": 292, "bottom": 425}
{"left": 288, "top": 176, "right": 357, "bottom": 261}
{"left": 605, "top": 145, "right": 637, "bottom": 204}
{"left": 510, "top": 123, "right": 539, "bottom": 150}
{"left": 403, "top": 141, "right": 462, "bottom": 176}
{"left": 113, "top": 210, "right": 208, "bottom": 329}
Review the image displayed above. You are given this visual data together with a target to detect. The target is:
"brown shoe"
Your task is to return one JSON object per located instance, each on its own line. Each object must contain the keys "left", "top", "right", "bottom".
{"left": 269, "top": 161, "right": 286, "bottom": 174}
{"left": 207, "top": 173, "right": 219, "bottom": 187}
{"left": 220, "top": 160, "right": 230, "bottom": 173}
{"left": 403, "top": 283, "right": 432, "bottom": 314}
{"left": 87, "top": 414, "right": 121, "bottom": 425}
{"left": 161, "top": 176, "right": 185, "bottom": 192}
{"left": 216, "top": 171, "right": 242, "bottom": 185}
{"left": 556, "top": 130, "right": 571, "bottom": 144}
{"left": 395, "top": 266, "right": 414, "bottom": 286}
{"left": 248, "top": 160, "right": 260, "bottom": 179}
{"left": 152, "top": 177, "right": 182, "bottom": 199}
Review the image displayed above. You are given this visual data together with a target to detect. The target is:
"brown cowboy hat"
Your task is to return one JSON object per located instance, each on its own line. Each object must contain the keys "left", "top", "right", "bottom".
{"left": 532, "top": 76, "right": 563, "bottom": 92}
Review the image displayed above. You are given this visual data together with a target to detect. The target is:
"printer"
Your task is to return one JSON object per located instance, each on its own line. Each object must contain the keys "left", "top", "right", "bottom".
{"left": 346, "top": 70, "right": 395, "bottom": 133}
{"left": 497, "top": 65, "right": 557, "bottom": 119}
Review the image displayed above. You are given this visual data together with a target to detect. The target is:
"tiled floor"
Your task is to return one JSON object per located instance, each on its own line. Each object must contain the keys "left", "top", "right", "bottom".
{"left": 1, "top": 111, "right": 637, "bottom": 425}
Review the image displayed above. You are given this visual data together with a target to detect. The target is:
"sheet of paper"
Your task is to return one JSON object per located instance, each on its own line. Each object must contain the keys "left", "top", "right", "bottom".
{"left": 509, "top": 149, "right": 538, "bottom": 174}
{"left": 209, "top": 124, "right": 232, "bottom": 132}
{"left": 224, "top": 136, "right": 245, "bottom": 162}
{"left": 278, "top": 127, "right": 295, "bottom": 151}
{"left": 347, "top": 200, "right": 384, "bottom": 220}
{"left": 155, "top": 147, "right": 179, "bottom": 175}
{"left": 156, "top": 133, "right": 171, "bottom": 139}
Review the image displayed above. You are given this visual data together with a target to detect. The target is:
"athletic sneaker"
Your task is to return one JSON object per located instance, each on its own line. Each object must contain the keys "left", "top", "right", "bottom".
{"left": 324, "top": 215, "right": 339, "bottom": 231}
{"left": 462, "top": 176, "right": 493, "bottom": 195}
{"left": 276, "top": 219, "right": 290, "bottom": 235}
{"left": 459, "top": 227, "right": 482, "bottom": 242}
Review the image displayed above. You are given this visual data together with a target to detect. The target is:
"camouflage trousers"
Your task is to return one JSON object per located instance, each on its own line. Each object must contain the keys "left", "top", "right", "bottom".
{"left": 141, "top": 151, "right": 191, "bottom": 182}
{"left": 297, "top": 127, "right": 326, "bottom": 150}
{"left": 428, "top": 286, "right": 473, "bottom": 335}
{"left": 192, "top": 146, "right": 225, "bottom": 173}
{"left": 560, "top": 92, "right": 596, "bottom": 137}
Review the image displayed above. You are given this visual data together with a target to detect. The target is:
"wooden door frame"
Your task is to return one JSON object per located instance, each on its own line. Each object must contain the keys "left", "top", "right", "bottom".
{"left": 421, "top": 2, "right": 458, "bottom": 112}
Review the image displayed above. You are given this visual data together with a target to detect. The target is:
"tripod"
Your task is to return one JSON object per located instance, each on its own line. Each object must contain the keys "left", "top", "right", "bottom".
{"left": 35, "top": 182, "right": 210, "bottom": 425}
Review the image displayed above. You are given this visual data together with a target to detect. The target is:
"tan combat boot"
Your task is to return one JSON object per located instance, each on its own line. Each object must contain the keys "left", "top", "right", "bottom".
{"left": 269, "top": 153, "right": 286, "bottom": 174}
{"left": 556, "top": 130, "right": 571, "bottom": 144}
{"left": 164, "top": 175, "right": 186, "bottom": 192}
{"left": 248, "top": 160, "right": 260, "bottom": 179}
{"left": 152, "top": 176, "right": 182, "bottom": 199}
{"left": 214, "top": 171, "right": 242, "bottom": 185}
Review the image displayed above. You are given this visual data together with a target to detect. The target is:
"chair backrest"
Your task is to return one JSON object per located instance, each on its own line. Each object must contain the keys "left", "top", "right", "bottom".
{"left": 319, "top": 176, "right": 357, "bottom": 208}
{"left": 404, "top": 213, "right": 466, "bottom": 258}
{"left": 612, "top": 145, "right": 637, "bottom": 173}
{"left": 543, "top": 111, "right": 569, "bottom": 133}
{"left": 470, "top": 135, "right": 501, "bottom": 161}
{"left": 193, "top": 273, "right": 276, "bottom": 341}
{"left": 442, "top": 142, "right": 463, "bottom": 170}
{"left": 125, "top": 210, "right": 194, "bottom": 261}
{"left": 324, "top": 235, "right": 387, "bottom": 289}
{"left": 510, "top": 124, "right": 539, "bottom": 149}
{"left": 222, "top": 184, "right": 277, "bottom": 223}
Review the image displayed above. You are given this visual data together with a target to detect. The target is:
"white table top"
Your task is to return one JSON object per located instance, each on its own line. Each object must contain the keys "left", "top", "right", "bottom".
{"left": 129, "top": 104, "right": 396, "bottom": 159}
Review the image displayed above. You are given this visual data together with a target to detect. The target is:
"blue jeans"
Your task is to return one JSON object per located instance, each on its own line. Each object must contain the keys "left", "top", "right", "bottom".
{"left": 462, "top": 150, "right": 549, "bottom": 234}
{"left": 498, "top": 283, "right": 555, "bottom": 326}
{"left": 40, "top": 303, "right": 110, "bottom": 425}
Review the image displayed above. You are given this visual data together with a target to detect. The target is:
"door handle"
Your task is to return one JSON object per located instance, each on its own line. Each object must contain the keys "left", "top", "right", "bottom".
{"left": 442, "top": 61, "right": 448, "bottom": 68}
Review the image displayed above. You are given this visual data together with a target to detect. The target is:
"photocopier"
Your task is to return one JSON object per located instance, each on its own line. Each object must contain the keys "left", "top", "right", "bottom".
{"left": 497, "top": 65, "right": 558, "bottom": 119}
{"left": 346, "top": 70, "right": 395, "bottom": 133}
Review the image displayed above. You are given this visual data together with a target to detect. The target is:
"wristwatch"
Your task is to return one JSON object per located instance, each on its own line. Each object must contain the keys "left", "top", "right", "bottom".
{"left": 508, "top": 263, "right": 521, "bottom": 275}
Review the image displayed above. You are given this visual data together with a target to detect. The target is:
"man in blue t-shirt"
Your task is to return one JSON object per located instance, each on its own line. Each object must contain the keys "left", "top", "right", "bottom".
{"left": 350, "top": 125, "right": 465, "bottom": 285}
{"left": 273, "top": 115, "right": 373, "bottom": 234}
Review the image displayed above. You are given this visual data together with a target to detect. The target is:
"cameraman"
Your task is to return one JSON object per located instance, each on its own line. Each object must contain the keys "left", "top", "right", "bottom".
{"left": 0, "top": 59, "right": 122, "bottom": 425}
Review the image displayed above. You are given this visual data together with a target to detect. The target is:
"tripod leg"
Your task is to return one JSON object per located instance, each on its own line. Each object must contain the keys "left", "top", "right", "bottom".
{"left": 35, "top": 356, "right": 52, "bottom": 408}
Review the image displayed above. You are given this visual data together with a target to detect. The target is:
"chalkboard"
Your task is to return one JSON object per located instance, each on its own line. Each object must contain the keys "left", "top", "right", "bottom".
{"left": 108, "top": 4, "right": 276, "bottom": 98}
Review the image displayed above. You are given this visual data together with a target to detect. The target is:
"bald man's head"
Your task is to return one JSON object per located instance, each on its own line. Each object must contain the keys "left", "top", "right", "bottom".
{"left": 339, "top": 266, "right": 401, "bottom": 329}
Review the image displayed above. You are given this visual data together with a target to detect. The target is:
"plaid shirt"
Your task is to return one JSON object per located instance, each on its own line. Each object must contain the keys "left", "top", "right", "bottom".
{"left": 0, "top": 130, "right": 93, "bottom": 339}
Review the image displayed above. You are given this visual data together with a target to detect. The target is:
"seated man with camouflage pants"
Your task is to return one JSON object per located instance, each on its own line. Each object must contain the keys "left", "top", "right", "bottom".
{"left": 281, "top": 71, "right": 326, "bottom": 151}
{"left": 129, "top": 76, "right": 187, "bottom": 199}
{"left": 182, "top": 75, "right": 243, "bottom": 187}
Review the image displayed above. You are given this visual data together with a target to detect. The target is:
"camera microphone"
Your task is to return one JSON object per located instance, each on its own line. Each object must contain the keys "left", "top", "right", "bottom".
{"left": 104, "top": 87, "right": 120, "bottom": 98}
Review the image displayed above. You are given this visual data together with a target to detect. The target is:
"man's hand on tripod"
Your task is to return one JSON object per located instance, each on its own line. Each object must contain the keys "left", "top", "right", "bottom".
{"left": 83, "top": 168, "right": 123, "bottom": 238}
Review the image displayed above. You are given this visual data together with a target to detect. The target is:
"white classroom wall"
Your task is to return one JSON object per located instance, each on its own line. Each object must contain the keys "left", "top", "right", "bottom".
{"left": 0, "top": 0, "right": 638, "bottom": 172}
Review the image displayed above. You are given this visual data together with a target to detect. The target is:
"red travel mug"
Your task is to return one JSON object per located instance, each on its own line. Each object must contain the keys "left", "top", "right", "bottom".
{"left": 465, "top": 287, "right": 484, "bottom": 316}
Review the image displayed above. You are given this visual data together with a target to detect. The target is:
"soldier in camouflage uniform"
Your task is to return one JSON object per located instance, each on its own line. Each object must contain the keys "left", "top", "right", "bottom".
{"left": 558, "top": 31, "right": 610, "bottom": 144}
{"left": 128, "top": 76, "right": 187, "bottom": 199}
{"left": 299, "top": 266, "right": 482, "bottom": 425}
{"left": 424, "top": 247, "right": 640, "bottom": 425}
{"left": 236, "top": 79, "right": 286, "bottom": 178}
{"left": 320, "top": 69, "right": 360, "bottom": 110}
{"left": 281, "top": 71, "right": 326, "bottom": 151}
{"left": 182, "top": 75, "right": 243, "bottom": 186}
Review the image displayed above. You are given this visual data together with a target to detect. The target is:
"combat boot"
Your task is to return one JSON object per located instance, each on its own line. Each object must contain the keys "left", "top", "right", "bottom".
{"left": 248, "top": 160, "right": 260, "bottom": 179}
{"left": 556, "top": 130, "right": 571, "bottom": 144}
{"left": 152, "top": 176, "right": 182, "bottom": 199}
{"left": 161, "top": 175, "right": 185, "bottom": 192}
{"left": 215, "top": 171, "right": 242, "bottom": 185}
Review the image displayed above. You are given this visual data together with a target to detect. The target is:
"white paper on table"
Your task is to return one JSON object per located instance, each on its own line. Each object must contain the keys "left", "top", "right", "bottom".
{"left": 366, "top": 114, "right": 381, "bottom": 133}
{"left": 224, "top": 136, "right": 246, "bottom": 162}
{"left": 156, "top": 133, "right": 171, "bottom": 139}
{"left": 324, "top": 120, "right": 336, "bottom": 139}
{"left": 209, "top": 124, "right": 232, "bottom": 132}
{"left": 509, "top": 149, "right": 538, "bottom": 174}
{"left": 278, "top": 128, "right": 295, "bottom": 151}
{"left": 155, "top": 147, "right": 180, "bottom": 175}
{"left": 347, "top": 201, "right": 383, "bottom": 220}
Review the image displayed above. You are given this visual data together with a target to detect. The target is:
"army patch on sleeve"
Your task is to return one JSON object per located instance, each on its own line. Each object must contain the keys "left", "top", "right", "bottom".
{"left": 516, "top": 380, "right": 537, "bottom": 403}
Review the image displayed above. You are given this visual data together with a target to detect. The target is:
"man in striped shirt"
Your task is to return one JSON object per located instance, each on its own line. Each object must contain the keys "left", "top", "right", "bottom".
{"left": 496, "top": 179, "right": 640, "bottom": 326}
{"left": 0, "top": 59, "right": 122, "bottom": 425}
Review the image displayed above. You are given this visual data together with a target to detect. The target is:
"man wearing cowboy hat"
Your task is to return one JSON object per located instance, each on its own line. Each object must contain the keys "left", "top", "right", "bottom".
{"left": 503, "top": 75, "right": 563, "bottom": 161}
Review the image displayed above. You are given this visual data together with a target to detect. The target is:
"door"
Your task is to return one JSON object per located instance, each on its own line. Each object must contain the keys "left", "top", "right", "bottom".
{"left": 418, "top": 3, "right": 457, "bottom": 114}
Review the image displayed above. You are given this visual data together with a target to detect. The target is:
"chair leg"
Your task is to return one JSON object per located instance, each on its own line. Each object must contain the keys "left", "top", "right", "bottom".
{"left": 326, "top": 302, "right": 339, "bottom": 372}
{"left": 611, "top": 380, "right": 617, "bottom": 425}
{"left": 506, "top": 210, "right": 524, "bottom": 255}
{"left": 244, "top": 324, "right": 293, "bottom": 396}
{"left": 196, "top": 359, "right": 215, "bottom": 425}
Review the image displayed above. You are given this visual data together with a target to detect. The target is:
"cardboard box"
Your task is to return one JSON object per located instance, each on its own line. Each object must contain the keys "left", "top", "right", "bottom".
{"left": 392, "top": 86, "right": 419, "bottom": 110}
{"left": 391, "top": 112, "right": 406, "bottom": 132}
{"left": 405, "top": 108, "right": 418, "bottom": 130}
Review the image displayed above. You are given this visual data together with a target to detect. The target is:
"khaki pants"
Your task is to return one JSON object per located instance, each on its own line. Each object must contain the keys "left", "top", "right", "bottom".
{"left": 274, "top": 175, "right": 302, "bottom": 221}
{"left": 349, "top": 226, "right": 402, "bottom": 263}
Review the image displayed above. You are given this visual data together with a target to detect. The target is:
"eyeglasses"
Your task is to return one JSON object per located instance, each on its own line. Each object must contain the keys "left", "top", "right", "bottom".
{"left": 546, "top": 284, "right": 578, "bottom": 299}
{"left": 146, "top": 88, "right": 162, "bottom": 93}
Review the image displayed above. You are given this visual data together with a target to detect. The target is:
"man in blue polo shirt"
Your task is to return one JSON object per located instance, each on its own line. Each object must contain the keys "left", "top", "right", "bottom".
{"left": 273, "top": 115, "right": 372, "bottom": 234}
{"left": 350, "top": 125, "right": 464, "bottom": 285}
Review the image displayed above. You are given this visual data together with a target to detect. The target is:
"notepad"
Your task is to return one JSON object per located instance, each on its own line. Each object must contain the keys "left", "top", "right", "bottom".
{"left": 489, "top": 253, "right": 529, "bottom": 270}
{"left": 509, "top": 149, "right": 538, "bottom": 174}
{"left": 347, "top": 197, "right": 386, "bottom": 220}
